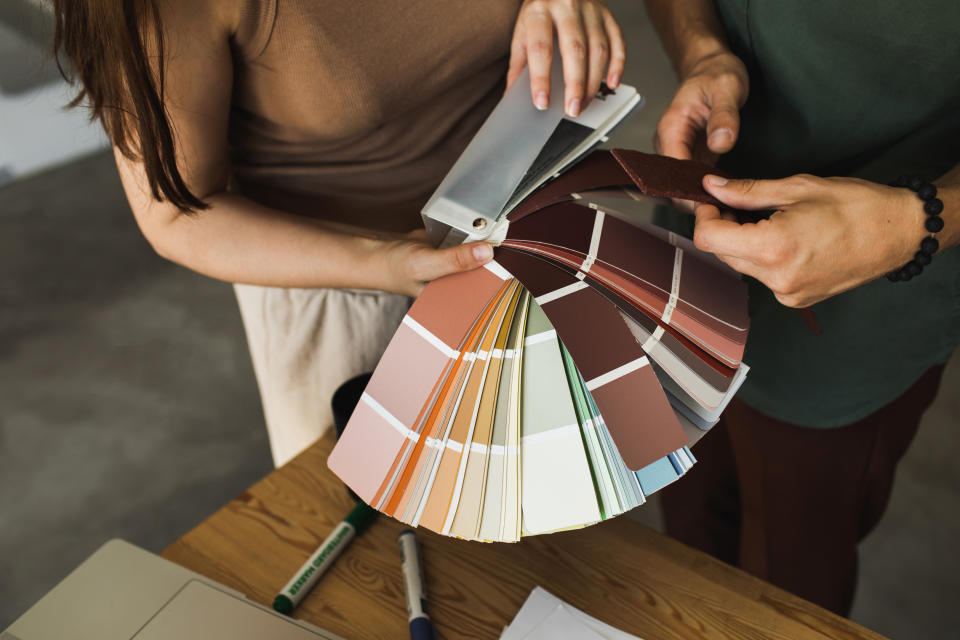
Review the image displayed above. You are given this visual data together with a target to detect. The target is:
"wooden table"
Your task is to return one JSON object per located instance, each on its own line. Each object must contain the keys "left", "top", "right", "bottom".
{"left": 162, "top": 433, "right": 886, "bottom": 640}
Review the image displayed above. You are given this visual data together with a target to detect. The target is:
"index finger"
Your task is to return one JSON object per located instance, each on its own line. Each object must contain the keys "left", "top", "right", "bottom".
{"left": 523, "top": 9, "right": 555, "bottom": 110}
{"left": 506, "top": 27, "right": 529, "bottom": 93}
{"left": 692, "top": 203, "right": 770, "bottom": 260}
{"left": 581, "top": 6, "right": 609, "bottom": 111}
{"left": 554, "top": 7, "right": 588, "bottom": 117}
{"left": 603, "top": 11, "right": 625, "bottom": 89}
{"left": 654, "top": 109, "right": 698, "bottom": 161}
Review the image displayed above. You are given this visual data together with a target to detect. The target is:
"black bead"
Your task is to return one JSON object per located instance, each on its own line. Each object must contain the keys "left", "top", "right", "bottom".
{"left": 920, "top": 236, "right": 939, "bottom": 254}
{"left": 925, "top": 215, "right": 945, "bottom": 233}
{"left": 917, "top": 183, "right": 937, "bottom": 201}
{"left": 887, "top": 177, "right": 945, "bottom": 284}
{"left": 924, "top": 198, "right": 944, "bottom": 215}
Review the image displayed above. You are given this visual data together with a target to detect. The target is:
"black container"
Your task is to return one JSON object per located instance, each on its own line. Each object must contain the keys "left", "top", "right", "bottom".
{"left": 330, "top": 372, "right": 373, "bottom": 502}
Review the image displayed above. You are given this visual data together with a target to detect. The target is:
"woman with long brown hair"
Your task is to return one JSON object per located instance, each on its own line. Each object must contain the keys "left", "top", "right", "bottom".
{"left": 51, "top": 0, "right": 626, "bottom": 466}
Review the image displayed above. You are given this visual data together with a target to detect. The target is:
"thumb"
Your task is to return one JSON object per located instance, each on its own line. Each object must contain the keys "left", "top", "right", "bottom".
{"left": 412, "top": 242, "right": 494, "bottom": 282}
{"left": 705, "top": 90, "right": 741, "bottom": 154}
{"left": 702, "top": 175, "right": 799, "bottom": 211}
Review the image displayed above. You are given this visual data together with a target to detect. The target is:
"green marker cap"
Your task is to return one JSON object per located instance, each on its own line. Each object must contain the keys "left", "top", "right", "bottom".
{"left": 345, "top": 501, "right": 378, "bottom": 534}
{"left": 273, "top": 594, "right": 294, "bottom": 614}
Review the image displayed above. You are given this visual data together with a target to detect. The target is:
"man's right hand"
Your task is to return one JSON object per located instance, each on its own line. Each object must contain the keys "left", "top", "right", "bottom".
{"left": 654, "top": 51, "right": 749, "bottom": 166}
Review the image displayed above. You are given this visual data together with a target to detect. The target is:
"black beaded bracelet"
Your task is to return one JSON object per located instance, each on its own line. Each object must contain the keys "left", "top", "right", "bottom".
{"left": 886, "top": 176, "right": 945, "bottom": 282}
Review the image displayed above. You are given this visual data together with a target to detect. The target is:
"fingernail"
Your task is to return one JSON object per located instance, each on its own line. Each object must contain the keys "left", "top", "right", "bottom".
{"left": 709, "top": 129, "right": 733, "bottom": 147}
{"left": 535, "top": 91, "right": 549, "bottom": 110}
{"left": 473, "top": 243, "right": 493, "bottom": 263}
{"left": 706, "top": 175, "right": 728, "bottom": 187}
{"left": 566, "top": 98, "right": 581, "bottom": 118}
{"left": 608, "top": 73, "right": 620, "bottom": 88}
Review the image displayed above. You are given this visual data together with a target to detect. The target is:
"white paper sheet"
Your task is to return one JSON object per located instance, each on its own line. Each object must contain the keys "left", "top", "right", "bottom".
{"left": 500, "top": 587, "right": 645, "bottom": 640}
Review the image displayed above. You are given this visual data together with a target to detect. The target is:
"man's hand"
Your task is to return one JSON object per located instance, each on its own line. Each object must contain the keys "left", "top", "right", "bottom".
{"left": 692, "top": 174, "right": 925, "bottom": 307}
{"left": 654, "top": 51, "right": 748, "bottom": 165}
{"left": 506, "top": 0, "right": 626, "bottom": 117}
{"left": 381, "top": 230, "right": 495, "bottom": 297}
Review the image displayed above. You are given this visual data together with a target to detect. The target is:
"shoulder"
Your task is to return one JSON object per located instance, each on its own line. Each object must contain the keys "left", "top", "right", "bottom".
{"left": 156, "top": 0, "right": 241, "bottom": 44}
{"left": 158, "top": 0, "right": 277, "bottom": 60}
{"left": 233, "top": 0, "right": 278, "bottom": 60}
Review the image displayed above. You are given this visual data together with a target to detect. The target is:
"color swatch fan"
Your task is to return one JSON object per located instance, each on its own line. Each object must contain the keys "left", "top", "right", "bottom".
{"left": 329, "top": 75, "right": 750, "bottom": 541}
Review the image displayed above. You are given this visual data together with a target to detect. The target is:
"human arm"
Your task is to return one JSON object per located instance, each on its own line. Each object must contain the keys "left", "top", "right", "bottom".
{"left": 506, "top": 0, "right": 626, "bottom": 117}
{"left": 692, "top": 168, "right": 960, "bottom": 308}
{"left": 645, "top": 0, "right": 747, "bottom": 163}
{"left": 117, "top": 0, "right": 492, "bottom": 298}
{"left": 647, "top": 0, "right": 960, "bottom": 308}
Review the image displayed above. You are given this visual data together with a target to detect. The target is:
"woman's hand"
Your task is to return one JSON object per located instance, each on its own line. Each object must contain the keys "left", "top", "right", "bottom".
{"left": 692, "top": 174, "right": 925, "bottom": 307}
{"left": 654, "top": 51, "right": 748, "bottom": 165}
{"left": 506, "top": 0, "right": 626, "bottom": 117}
{"left": 380, "top": 230, "right": 495, "bottom": 297}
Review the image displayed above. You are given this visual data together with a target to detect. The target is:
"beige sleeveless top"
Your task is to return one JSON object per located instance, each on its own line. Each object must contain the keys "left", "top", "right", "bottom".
{"left": 228, "top": 0, "right": 521, "bottom": 231}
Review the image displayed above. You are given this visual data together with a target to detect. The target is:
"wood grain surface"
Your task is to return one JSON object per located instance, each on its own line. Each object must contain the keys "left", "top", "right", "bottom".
{"left": 161, "top": 433, "right": 887, "bottom": 640}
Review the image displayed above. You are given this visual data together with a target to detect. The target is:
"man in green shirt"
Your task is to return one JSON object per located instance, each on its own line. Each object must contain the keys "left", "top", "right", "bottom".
{"left": 646, "top": 0, "right": 960, "bottom": 615}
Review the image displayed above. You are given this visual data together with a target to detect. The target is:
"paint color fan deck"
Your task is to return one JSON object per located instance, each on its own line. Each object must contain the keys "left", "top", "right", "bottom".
{"left": 329, "top": 75, "right": 748, "bottom": 541}
{"left": 329, "top": 192, "right": 749, "bottom": 542}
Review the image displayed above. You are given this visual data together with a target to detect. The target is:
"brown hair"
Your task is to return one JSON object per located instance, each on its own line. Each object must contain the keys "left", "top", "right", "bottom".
{"left": 52, "top": 0, "right": 207, "bottom": 212}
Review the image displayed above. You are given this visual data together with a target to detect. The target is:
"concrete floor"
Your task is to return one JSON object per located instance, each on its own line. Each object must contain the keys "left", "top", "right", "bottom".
{"left": 2, "top": 2, "right": 959, "bottom": 637}
{"left": 0, "top": 152, "right": 273, "bottom": 625}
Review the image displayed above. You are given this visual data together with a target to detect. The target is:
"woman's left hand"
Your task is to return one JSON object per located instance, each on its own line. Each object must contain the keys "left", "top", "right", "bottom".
{"left": 692, "top": 174, "right": 926, "bottom": 308}
{"left": 506, "top": 0, "right": 625, "bottom": 118}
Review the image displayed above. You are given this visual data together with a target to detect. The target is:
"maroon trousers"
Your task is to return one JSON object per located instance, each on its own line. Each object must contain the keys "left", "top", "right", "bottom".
{"left": 661, "top": 365, "right": 946, "bottom": 616}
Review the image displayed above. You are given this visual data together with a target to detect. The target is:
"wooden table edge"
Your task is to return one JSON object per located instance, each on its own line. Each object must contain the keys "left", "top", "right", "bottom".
{"left": 161, "top": 433, "right": 889, "bottom": 640}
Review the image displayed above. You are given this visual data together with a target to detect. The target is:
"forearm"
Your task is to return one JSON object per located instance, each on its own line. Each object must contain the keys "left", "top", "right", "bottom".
{"left": 145, "top": 192, "right": 395, "bottom": 289}
{"left": 645, "top": 0, "right": 731, "bottom": 78}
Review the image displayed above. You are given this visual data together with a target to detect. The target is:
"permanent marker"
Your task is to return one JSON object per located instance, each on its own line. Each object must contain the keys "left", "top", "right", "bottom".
{"left": 273, "top": 501, "right": 377, "bottom": 614}
{"left": 397, "top": 529, "right": 437, "bottom": 640}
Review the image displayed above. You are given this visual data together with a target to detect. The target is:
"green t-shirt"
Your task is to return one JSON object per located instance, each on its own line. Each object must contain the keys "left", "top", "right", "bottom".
{"left": 712, "top": 0, "right": 960, "bottom": 426}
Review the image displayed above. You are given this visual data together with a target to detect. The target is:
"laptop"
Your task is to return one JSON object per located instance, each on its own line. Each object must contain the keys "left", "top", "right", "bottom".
{"left": 3, "top": 539, "right": 345, "bottom": 640}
